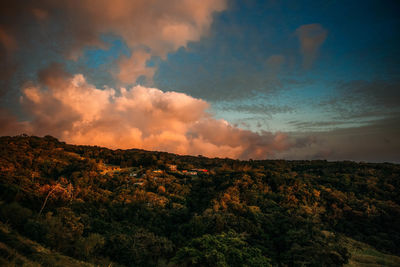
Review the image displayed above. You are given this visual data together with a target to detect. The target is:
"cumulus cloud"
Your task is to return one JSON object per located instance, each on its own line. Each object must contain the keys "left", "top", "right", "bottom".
{"left": 1, "top": 65, "right": 291, "bottom": 159}
{"left": 115, "top": 50, "right": 156, "bottom": 84}
{"left": 0, "top": 0, "right": 227, "bottom": 85}
{"left": 295, "top": 23, "right": 327, "bottom": 69}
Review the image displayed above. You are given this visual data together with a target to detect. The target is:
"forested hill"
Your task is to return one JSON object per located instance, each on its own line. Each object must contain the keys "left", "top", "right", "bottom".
{"left": 1, "top": 135, "right": 400, "bottom": 266}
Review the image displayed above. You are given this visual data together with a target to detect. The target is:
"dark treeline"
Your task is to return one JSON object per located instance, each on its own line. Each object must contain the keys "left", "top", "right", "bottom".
{"left": 0, "top": 135, "right": 399, "bottom": 266}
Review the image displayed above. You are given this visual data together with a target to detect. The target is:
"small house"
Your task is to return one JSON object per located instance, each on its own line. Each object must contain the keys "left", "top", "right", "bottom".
{"left": 167, "top": 164, "right": 178, "bottom": 171}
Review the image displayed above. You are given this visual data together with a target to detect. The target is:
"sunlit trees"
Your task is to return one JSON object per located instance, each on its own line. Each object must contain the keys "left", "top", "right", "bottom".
{"left": 0, "top": 135, "right": 399, "bottom": 266}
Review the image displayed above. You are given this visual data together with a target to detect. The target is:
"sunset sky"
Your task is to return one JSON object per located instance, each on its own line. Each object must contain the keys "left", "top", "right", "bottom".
{"left": 0, "top": 0, "right": 399, "bottom": 162}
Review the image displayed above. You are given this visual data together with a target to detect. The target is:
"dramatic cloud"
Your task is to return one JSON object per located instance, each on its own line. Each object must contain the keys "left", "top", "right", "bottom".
{"left": 295, "top": 24, "right": 327, "bottom": 68}
{"left": 0, "top": 0, "right": 227, "bottom": 86}
{"left": 3, "top": 65, "right": 292, "bottom": 159}
{"left": 0, "top": 0, "right": 299, "bottom": 160}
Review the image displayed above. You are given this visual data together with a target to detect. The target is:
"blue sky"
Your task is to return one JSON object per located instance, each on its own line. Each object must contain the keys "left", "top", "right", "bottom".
{"left": 153, "top": 0, "right": 400, "bottom": 131}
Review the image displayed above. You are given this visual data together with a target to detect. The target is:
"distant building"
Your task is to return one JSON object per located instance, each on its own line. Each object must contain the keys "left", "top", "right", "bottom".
{"left": 180, "top": 168, "right": 208, "bottom": 176}
{"left": 167, "top": 164, "right": 178, "bottom": 171}
{"left": 193, "top": 169, "right": 208, "bottom": 173}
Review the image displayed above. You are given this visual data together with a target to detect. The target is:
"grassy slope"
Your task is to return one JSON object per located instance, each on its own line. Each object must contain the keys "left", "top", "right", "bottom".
{"left": 343, "top": 236, "right": 400, "bottom": 267}
{"left": 0, "top": 222, "right": 94, "bottom": 267}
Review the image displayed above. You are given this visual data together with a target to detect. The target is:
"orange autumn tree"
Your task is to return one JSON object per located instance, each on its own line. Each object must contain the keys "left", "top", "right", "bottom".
{"left": 38, "top": 177, "right": 74, "bottom": 216}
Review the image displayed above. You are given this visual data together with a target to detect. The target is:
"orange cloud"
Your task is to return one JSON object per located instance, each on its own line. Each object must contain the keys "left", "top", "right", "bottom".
{"left": 10, "top": 66, "right": 290, "bottom": 159}
{"left": 49, "top": 0, "right": 226, "bottom": 80}
{"left": 115, "top": 50, "right": 156, "bottom": 84}
{"left": 0, "top": 0, "right": 227, "bottom": 83}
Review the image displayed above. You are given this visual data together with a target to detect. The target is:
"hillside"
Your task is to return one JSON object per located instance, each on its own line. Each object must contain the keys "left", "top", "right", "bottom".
{"left": 343, "top": 236, "right": 400, "bottom": 267}
{"left": 0, "top": 135, "right": 399, "bottom": 266}
{"left": 0, "top": 221, "right": 96, "bottom": 266}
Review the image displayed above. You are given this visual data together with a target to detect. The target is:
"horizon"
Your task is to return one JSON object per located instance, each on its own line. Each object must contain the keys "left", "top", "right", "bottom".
{"left": 1, "top": 0, "right": 399, "bottom": 162}
{"left": 3, "top": 134, "right": 400, "bottom": 164}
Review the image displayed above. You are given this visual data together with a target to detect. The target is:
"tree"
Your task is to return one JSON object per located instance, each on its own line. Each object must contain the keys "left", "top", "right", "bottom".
{"left": 172, "top": 231, "right": 271, "bottom": 267}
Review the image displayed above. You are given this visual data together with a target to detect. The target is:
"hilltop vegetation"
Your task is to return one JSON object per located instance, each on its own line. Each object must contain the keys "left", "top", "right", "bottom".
{"left": 0, "top": 135, "right": 399, "bottom": 266}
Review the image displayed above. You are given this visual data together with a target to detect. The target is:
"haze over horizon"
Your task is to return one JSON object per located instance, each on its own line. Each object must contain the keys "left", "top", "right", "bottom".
{"left": 0, "top": 0, "right": 399, "bottom": 162}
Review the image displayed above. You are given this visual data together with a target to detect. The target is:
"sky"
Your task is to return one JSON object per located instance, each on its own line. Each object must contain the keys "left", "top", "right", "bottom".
{"left": 0, "top": 0, "right": 399, "bottom": 162}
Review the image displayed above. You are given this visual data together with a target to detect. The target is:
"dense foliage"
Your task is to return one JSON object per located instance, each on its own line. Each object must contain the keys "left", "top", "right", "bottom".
{"left": 0, "top": 135, "right": 399, "bottom": 266}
